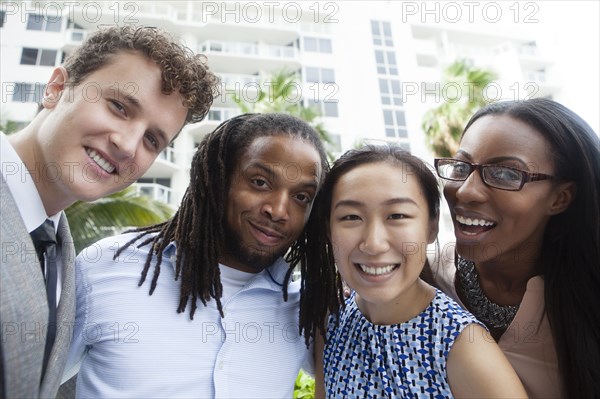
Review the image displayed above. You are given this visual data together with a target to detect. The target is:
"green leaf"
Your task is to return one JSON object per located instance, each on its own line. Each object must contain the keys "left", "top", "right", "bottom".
{"left": 293, "top": 369, "right": 315, "bottom": 399}
{"left": 234, "top": 68, "right": 336, "bottom": 161}
{"left": 422, "top": 59, "right": 498, "bottom": 156}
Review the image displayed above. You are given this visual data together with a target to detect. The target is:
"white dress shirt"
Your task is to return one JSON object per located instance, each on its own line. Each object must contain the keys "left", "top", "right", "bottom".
{"left": 63, "top": 232, "right": 314, "bottom": 398}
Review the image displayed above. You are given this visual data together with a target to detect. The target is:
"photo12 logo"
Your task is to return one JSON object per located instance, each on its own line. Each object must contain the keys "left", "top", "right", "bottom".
{"left": 197, "top": 1, "right": 339, "bottom": 24}
{"left": 399, "top": 1, "right": 540, "bottom": 24}
{"left": 1, "top": 1, "right": 140, "bottom": 25}
{"left": 219, "top": 80, "right": 339, "bottom": 105}
{"left": 402, "top": 81, "right": 540, "bottom": 104}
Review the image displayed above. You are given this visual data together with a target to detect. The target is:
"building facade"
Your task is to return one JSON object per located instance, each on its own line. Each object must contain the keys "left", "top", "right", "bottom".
{"left": 1, "top": 0, "right": 565, "bottom": 208}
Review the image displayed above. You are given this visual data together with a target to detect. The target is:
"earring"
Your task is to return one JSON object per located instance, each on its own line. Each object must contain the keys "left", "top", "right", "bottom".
{"left": 341, "top": 280, "right": 351, "bottom": 299}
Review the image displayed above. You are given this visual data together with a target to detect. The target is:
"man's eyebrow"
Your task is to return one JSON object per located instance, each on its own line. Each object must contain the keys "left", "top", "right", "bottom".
{"left": 247, "top": 162, "right": 319, "bottom": 190}
{"left": 246, "top": 162, "right": 275, "bottom": 178}
{"left": 121, "top": 92, "right": 141, "bottom": 108}
{"left": 120, "top": 91, "right": 169, "bottom": 145}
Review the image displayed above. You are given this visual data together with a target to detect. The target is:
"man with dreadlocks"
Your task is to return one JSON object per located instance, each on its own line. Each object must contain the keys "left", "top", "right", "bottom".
{"left": 62, "top": 113, "right": 337, "bottom": 398}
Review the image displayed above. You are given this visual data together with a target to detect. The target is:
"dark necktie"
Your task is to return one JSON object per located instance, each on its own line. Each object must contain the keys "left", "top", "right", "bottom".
{"left": 30, "top": 219, "right": 58, "bottom": 376}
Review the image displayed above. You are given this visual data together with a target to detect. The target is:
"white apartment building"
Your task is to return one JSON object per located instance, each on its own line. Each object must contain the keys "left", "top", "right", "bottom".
{"left": 1, "top": 0, "right": 577, "bottom": 208}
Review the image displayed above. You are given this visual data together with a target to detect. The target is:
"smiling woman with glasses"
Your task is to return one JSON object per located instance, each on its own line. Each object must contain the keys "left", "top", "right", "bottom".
{"left": 430, "top": 98, "right": 600, "bottom": 399}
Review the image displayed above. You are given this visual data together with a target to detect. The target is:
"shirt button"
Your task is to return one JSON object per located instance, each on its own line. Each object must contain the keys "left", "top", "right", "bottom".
{"left": 218, "top": 361, "right": 224, "bottom": 370}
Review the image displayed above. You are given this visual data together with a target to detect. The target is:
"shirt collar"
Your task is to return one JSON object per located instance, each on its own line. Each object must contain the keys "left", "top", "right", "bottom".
{"left": 1, "top": 133, "right": 61, "bottom": 233}
{"left": 161, "top": 241, "right": 291, "bottom": 291}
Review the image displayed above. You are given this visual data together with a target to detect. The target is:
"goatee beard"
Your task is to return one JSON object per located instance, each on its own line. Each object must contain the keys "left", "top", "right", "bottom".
{"left": 222, "top": 223, "right": 283, "bottom": 271}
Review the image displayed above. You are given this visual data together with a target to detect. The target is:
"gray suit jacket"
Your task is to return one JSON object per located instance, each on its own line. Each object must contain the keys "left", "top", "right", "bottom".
{"left": 1, "top": 177, "right": 76, "bottom": 399}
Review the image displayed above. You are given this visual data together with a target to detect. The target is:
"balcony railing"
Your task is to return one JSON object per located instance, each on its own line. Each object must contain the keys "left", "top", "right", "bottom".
{"left": 133, "top": 1, "right": 299, "bottom": 30}
{"left": 199, "top": 40, "right": 298, "bottom": 60}
{"left": 136, "top": 2, "right": 180, "bottom": 20}
{"left": 158, "top": 146, "right": 176, "bottom": 164}
{"left": 134, "top": 183, "right": 172, "bottom": 204}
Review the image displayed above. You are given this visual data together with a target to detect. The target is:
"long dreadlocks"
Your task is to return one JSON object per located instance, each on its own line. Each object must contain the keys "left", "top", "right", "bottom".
{"left": 116, "top": 113, "right": 338, "bottom": 346}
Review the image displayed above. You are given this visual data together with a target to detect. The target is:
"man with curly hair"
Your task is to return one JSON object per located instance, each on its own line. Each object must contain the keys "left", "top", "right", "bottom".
{"left": 0, "top": 25, "right": 219, "bottom": 398}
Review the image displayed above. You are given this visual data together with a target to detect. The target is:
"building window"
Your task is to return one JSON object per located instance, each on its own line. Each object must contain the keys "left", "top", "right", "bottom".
{"left": 305, "top": 67, "right": 336, "bottom": 83}
{"left": 26, "top": 13, "right": 43, "bottom": 30}
{"left": 323, "top": 101, "right": 339, "bottom": 117}
{"left": 383, "top": 109, "right": 407, "bottom": 139}
{"left": 303, "top": 37, "right": 332, "bottom": 53}
{"left": 12, "top": 82, "right": 45, "bottom": 103}
{"left": 20, "top": 48, "right": 38, "bottom": 65}
{"left": 379, "top": 78, "right": 403, "bottom": 106}
{"left": 371, "top": 20, "right": 393, "bottom": 47}
{"left": 1, "top": 11, "right": 6, "bottom": 28}
{"left": 26, "top": 14, "right": 62, "bottom": 32}
{"left": 306, "top": 98, "right": 339, "bottom": 118}
{"left": 20, "top": 48, "right": 58, "bottom": 66}
{"left": 375, "top": 50, "right": 398, "bottom": 75}
{"left": 137, "top": 177, "right": 172, "bottom": 187}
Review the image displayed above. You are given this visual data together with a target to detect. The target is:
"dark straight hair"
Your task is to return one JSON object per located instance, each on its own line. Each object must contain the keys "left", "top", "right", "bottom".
{"left": 463, "top": 98, "right": 600, "bottom": 398}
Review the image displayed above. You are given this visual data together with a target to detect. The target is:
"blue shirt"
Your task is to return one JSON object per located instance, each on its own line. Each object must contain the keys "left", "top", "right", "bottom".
{"left": 63, "top": 232, "right": 313, "bottom": 398}
{"left": 324, "top": 289, "right": 482, "bottom": 399}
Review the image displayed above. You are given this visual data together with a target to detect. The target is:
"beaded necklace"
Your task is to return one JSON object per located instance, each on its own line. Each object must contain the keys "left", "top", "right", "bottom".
{"left": 456, "top": 257, "right": 519, "bottom": 330}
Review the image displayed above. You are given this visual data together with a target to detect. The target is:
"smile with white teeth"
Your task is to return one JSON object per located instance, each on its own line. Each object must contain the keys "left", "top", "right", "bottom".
{"left": 456, "top": 214, "right": 495, "bottom": 227}
{"left": 358, "top": 264, "right": 398, "bottom": 276}
{"left": 86, "top": 149, "right": 116, "bottom": 174}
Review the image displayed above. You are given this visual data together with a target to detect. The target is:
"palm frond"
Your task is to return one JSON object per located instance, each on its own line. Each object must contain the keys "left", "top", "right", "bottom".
{"left": 422, "top": 59, "right": 498, "bottom": 156}
{"left": 65, "top": 186, "right": 174, "bottom": 253}
{"left": 235, "top": 68, "right": 336, "bottom": 160}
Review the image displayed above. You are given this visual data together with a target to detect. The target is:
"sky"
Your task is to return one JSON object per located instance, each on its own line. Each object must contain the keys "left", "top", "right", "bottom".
{"left": 372, "top": 0, "right": 600, "bottom": 134}
{"left": 532, "top": 1, "right": 599, "bottom": 133}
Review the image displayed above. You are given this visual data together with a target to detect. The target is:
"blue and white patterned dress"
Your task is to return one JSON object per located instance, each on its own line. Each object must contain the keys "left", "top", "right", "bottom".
{"left": 324, "top": 289, "right": 483, "bottom": 399}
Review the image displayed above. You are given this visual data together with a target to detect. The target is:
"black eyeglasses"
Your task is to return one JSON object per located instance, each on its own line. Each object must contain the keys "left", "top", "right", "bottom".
{"left": 434, "top": 158, "right": 555, "bottom": 191}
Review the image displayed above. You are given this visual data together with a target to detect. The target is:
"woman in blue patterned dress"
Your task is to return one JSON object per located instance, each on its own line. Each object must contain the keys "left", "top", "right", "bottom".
{"left": 308, "top": 145, "right": 527, "bottom": 398}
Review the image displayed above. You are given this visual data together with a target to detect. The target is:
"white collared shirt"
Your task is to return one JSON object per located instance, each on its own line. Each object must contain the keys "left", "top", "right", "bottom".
{"left": 63, "top": 232, "right": 314, "bottom": 398}
{"left": 1, "top": 132, "right": 63, "bottom": 302}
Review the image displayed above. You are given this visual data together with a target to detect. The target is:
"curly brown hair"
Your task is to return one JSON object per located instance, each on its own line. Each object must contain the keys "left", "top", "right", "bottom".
{"left": 62, "top": 25, "right": 219, "bottom": 124}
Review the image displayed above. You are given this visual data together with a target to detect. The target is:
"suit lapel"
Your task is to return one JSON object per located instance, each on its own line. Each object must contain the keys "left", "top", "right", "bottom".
{"left": 1, "top": 177, "right": 47, "bottom": 398}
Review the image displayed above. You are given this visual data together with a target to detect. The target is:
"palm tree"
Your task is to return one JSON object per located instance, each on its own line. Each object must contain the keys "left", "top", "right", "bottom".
{"left": 422, "top": 60, "right": 497, "bottom": 157}
{"left": 234, "top": 69, "right": 334, "bottom": 159}
{"left": 65, "top": 186, "right": 174, "bottom": 253}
